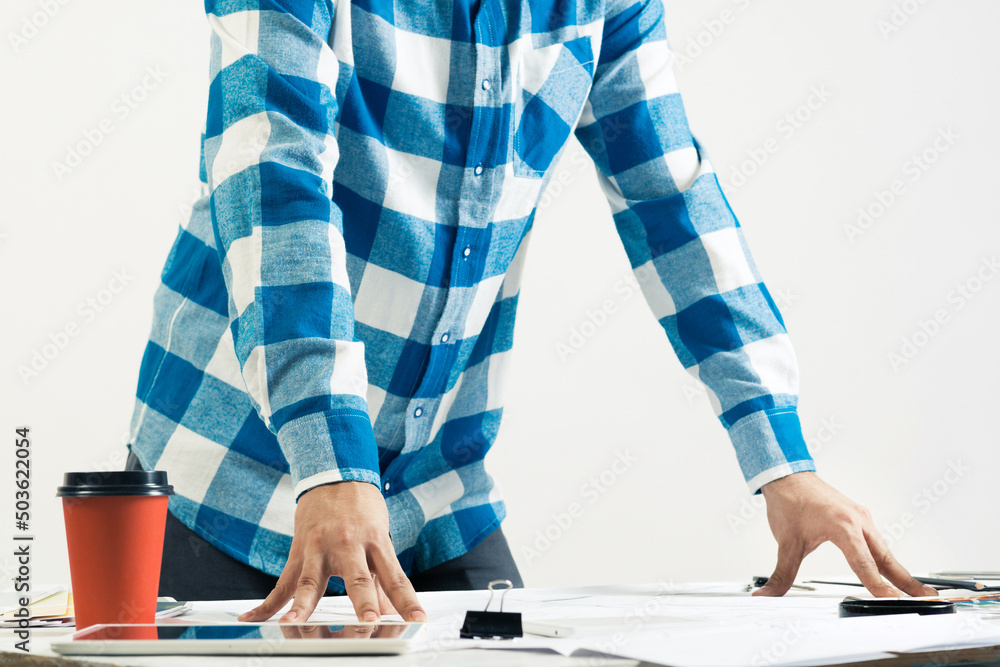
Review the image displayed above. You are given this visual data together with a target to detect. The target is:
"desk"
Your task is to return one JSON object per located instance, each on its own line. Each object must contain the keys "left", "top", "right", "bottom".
{"left": 4, "top": 583, "right": 1000, "bottom": 667}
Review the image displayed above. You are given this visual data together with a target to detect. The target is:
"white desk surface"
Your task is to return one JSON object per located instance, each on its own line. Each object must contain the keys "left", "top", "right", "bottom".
{"left": 4, "top": 582, "right": 1000, "bottom": 667}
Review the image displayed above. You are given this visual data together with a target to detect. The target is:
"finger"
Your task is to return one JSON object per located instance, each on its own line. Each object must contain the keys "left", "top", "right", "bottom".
{"left": 832, "top": 530, "right": 904, "bottom": 597}
{"left": 374, "top": 574, "right": 398, "bottom": 615}
{"left": 331, "top": 624, "right": 374, "bottom": 639}
{"left": 375, "top": 623, "right": 407, "bottom": 639}
{"left": 339, "top": 551, "right": 381, "bottom": 623}
{"left": 370, "top": 545, "right": 426, "bottom": 622}
{"left": 283, "top": 556, "right": 330, "bottom": 622}
{"left": 298, "top": 623, "right": 323, "bottom": 639}
{"left": 863, "top": 525, "right": 937, "bottom": 597}
{"left": 351, "top": 625, "right": 376, "bottom": 639}
{"left": 754, "top": 543, "right": 804, "bottom": 597}
{"left": 239, "top": 559, "right": 300, "bottom": 621}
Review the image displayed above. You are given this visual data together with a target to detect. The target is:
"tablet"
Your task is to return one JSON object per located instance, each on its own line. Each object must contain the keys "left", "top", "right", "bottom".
{"left": 51, "top": 622, "right": 423, "bottom": 656}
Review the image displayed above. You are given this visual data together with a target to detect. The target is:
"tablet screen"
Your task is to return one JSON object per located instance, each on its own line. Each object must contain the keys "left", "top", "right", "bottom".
{"left": 72, "top": 622, "right": 421, "bottom": 642}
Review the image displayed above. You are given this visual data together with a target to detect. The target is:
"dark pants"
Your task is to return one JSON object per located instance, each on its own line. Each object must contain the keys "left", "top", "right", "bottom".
{"left": 126, "top": 450, "right": 523, "bottom": 600}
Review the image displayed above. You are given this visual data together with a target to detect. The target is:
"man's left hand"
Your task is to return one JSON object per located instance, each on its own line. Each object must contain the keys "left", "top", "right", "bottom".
{"left": 753, "top": 471, "right": 937, "bottom": 598}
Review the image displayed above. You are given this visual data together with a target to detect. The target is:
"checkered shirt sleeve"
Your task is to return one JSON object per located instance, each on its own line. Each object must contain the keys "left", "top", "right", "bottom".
{"left": 203, "top": 0, "right": 379, "bottom": 498}
{"left": 576, "top": 0, "right": 816, "bottom": 492}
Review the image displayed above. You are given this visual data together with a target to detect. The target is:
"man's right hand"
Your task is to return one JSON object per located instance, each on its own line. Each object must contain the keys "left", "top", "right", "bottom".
{"left": 237, "top": 481, "right": 427, "bottom": 624}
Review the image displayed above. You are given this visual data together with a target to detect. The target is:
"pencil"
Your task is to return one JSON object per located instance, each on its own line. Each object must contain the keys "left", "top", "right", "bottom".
{"left": 915, "top": 577, "right": 994, "bottom": 591}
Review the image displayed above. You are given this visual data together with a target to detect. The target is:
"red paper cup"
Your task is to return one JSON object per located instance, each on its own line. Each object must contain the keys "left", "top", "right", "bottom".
{"left": 57, "top": 470, "right": 173, "bottom": 630}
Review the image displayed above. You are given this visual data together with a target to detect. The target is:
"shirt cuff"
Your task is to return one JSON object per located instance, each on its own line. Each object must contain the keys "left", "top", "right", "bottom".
{"left": 275, "top": 409, "right": 381, "bottom": 500}
{"left": 727, "top": 407, "right": 816, "bottom": 494}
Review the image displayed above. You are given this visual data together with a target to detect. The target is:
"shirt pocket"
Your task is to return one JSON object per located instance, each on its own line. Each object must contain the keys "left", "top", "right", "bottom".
{"left": 512, "top": 36, "right": 595, "bottom": 179}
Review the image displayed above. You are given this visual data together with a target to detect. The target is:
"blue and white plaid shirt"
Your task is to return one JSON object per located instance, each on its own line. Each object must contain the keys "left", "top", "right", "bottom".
{"left": 130, "top": 0, "right": 815, "bottom": 583}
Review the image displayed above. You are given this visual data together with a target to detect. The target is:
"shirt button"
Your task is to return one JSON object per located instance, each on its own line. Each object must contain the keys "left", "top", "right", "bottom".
{"left": 474, "top": 164, "right": 484, "bottom": 176}
{"left": 384, "top": 482, "right": 391, "bottom": 492}
{"left": 440, "top": 332, "right": 450, "bottom": 343}
{"left": 462, "top": 246, "right": 472, "bottom": 258}
{"left": 413, "top": 406, "right": 423, "bottom": 418}
{"left": 482, "top": 78, "right": 491, "bottom": 91}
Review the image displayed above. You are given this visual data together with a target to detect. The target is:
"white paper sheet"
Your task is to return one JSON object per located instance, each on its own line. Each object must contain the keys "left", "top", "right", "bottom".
{"left": 51, "top": 582, "right": 1000, "bottom": 667}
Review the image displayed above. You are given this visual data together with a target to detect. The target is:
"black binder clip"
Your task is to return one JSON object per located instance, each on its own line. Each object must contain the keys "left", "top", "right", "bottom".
{"left": 459, "top": 579, "right": 522, "bottom": 639}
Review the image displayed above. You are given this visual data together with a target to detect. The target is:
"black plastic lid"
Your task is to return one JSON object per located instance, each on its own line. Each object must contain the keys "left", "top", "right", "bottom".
{"left": 839, "top": 596, "right": 955, "bottom": 617}
{"left": 56, "top": 471, "right": 174, "bottom": 497}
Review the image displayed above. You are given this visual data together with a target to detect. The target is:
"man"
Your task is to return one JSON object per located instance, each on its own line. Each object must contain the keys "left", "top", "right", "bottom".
{"left": 127, "top": 0, "right": 936, "bottom": 624}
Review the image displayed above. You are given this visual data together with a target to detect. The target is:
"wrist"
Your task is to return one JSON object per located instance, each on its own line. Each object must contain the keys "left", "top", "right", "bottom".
{"left": 761, "top": 470, "right": 817, "bottom": 498}
{"left": 295, "top": 471, "right": 381, "bottom": 502}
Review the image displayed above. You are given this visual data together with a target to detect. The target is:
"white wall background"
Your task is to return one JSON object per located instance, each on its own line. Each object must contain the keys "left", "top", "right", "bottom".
{"left": 1, "top": 0, "right": 998, "bottom": 590}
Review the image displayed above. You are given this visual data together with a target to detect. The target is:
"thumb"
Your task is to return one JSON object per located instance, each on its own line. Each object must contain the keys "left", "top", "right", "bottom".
{"left": 754, "top": 544, "right": 803, "bottom": 597}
